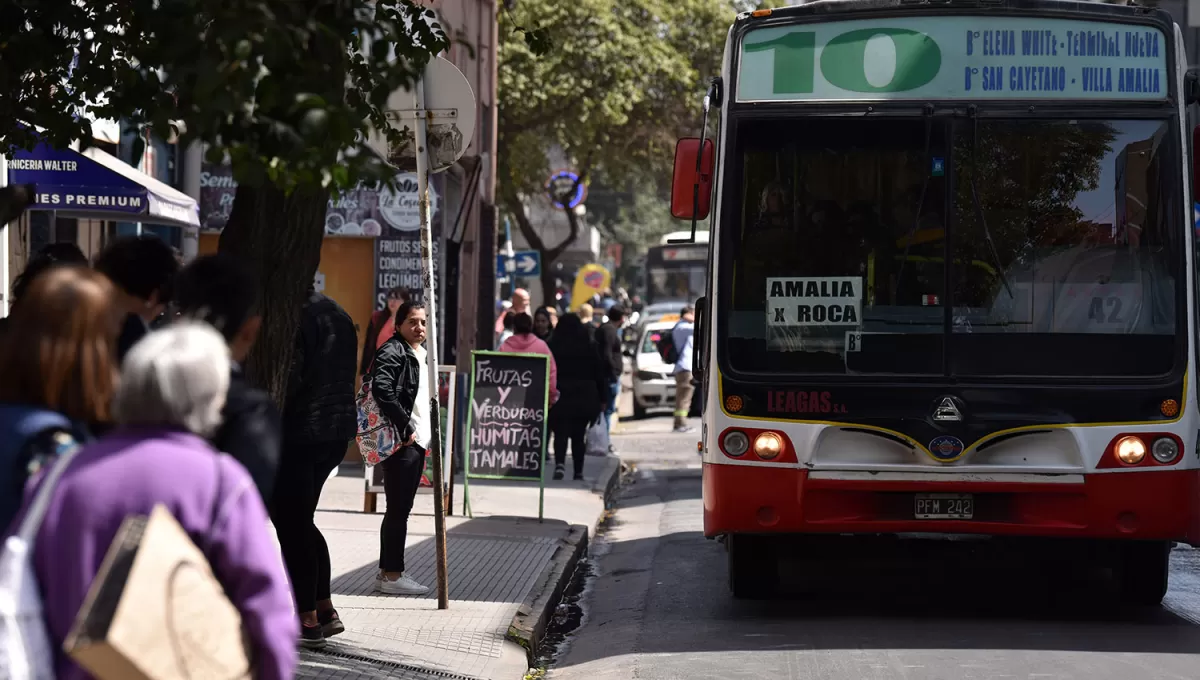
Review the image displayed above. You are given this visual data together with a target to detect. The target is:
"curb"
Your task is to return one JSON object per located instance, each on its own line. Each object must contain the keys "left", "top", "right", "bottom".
{"left": 506, "top": 453, "right": 623, "bottom": 667}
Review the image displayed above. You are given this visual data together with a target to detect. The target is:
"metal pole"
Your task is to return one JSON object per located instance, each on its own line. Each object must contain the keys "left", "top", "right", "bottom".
{"left": 415, "top": 77, "right": 450, "bottom": 610}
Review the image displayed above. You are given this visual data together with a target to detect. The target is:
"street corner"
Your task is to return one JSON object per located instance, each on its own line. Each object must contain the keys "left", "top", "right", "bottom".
{"left": 506, "top": 523, "right": 589, "bottom": 668}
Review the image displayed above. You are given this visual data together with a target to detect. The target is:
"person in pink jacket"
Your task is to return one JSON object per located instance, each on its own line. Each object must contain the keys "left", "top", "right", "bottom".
{"left": 499, "top": 312, "right": 559, "bottom": 404}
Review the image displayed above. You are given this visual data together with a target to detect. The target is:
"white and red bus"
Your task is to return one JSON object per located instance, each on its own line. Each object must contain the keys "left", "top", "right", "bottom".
{"left": 672, "top": 0, "right": 1200, "bottom": 602}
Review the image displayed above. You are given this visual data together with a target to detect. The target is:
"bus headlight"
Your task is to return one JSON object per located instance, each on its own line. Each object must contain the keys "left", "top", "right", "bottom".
{"left": 1115, "top": 436, "right": 1146, "bottom": 465}
{"left": 1151, "top": 437, "right": 1180, "bottom": 464}
{"left": 721, "top": 430, "right": 749, "bottom": 457}
{"left": 754, "top": 432, "right": 784, "bottom": 460}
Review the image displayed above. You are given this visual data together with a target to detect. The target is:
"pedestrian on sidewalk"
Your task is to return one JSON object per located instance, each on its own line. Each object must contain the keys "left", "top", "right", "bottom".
{"left": 361, "top": 286, "right": 411, "bottom": 376}
{"left": 494, "top": 288, "right": 530, "bottom": 346}
{"left": 11, "top": 322, "right": 298, "bottom": 680}
{"left": 173, "top": 253, "right": 282, "bottom": 503}
{"left": 595, "top": 305, "right": 626, "bottom": 434}
{"left": 577, "top": 302, "right": 597, "bottom": 329}
{"left": 533, "top": 306, "right": 557, "bottom": 341}
{"left": 499, "top": 312, "right": 559, "bottom": 405}
{"left": 275, "top": 285, "right": 360, "bottom": 648}
{"left": 671, "top": 305, "right": 697, "bottom": 433}
{"left": 547, "top": 314, "right": 608, "bottom": 481}
{"left": 370, "top": 300, "right": 433, "bottom": 596}
{"left": 93, "top": 234, "right": 180, "bottom": 361}
{"left": 0, "top": 266, "right": 115, "bottom": 531}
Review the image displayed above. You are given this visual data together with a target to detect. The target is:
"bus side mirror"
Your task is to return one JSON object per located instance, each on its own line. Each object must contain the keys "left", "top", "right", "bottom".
{"left": 670, "top": 138, "right": 714, "bottom": 220}
{"left": 1187, "top": 67, "right": 1200, "bottom": 106}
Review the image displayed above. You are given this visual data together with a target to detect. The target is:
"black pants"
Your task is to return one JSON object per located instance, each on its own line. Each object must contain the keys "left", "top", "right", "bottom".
{"left": 551, "top": 417, "right": 588, "bottom": 476}
{"left": 270, "top": 440, "right": 346, "bottom": 614}
{"left": 380, "top": 444, "right": 426, "bottom": 573}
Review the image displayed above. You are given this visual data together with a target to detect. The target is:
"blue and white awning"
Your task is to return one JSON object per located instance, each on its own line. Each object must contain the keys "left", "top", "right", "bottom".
{"left": 8, "top": 141, "right": 199, "bottom": 229}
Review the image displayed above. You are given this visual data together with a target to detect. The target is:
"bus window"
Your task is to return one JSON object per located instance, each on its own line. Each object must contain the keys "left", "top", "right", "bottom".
{"left": 951, "top": 119, "right": 1179, "bottom": 377}
{"left": 725, "top": 118, "right": 948, "bottom": 374}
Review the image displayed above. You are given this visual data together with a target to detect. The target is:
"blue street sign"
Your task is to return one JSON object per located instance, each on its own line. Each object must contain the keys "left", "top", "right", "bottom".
{"left": 497, "top": 250, "right": 541, "bottom": 278}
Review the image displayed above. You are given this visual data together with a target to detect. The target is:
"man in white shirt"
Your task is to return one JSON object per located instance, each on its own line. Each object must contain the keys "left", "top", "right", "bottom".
{"left": 671, "top": 305, "right": 696, "bottom": 433}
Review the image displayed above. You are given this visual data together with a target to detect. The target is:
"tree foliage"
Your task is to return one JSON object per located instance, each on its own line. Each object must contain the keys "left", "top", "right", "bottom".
{"left": 498, "top": 0, "right": 743, "bottom": 298}
{"left": 1, "top": 0, "right": 447, "bottom": 398}
{"left": 1, "top": 0, "right": 447, "bottom": 190}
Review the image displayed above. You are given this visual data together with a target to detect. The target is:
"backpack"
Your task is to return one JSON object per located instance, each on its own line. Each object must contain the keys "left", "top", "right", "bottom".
{"left": 657, "top": 329, "right": 680, "bottom": 365}
{"left": 0, "top": 414, "right": 81, "bottom": 680}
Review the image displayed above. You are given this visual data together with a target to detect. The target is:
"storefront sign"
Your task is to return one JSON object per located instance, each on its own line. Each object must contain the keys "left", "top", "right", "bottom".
{"left": 199, "top": 166, "right": 440, "bottom": 238}
{"left": 739, "top": 17, "right": 1167, "bottom": 102}
{"left": 199, "top": 164, "right": 444, "bottom": 312}
{"left": 374, "top": 173, "right": 443, "bottom": 310}
{"left": 10, "top": 142, "right": 199, "bottom": 227}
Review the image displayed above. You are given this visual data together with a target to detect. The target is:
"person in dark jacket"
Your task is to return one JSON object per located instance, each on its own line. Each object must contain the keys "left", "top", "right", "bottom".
{"left": 276, "top": 286, "right": 360, "bottom": 648}
{"left": 173, "top": 253, "right": 282, "bottom": 504}
{"left": 548, "top": 314, "right": 608, "bottom": 481}
{"left": 370, "top": 300, "right": 432, "bottom": 596}
{"left": 360, "top": 287, "right": 411, "bottom": 375}
{"left": 595, "top": 305, "right": 626, "bottom": 432}
{"left": 93, "top": 235, "right": 180, "bottom": 361}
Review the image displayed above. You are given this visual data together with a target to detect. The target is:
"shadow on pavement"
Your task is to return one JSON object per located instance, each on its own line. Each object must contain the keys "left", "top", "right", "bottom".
{"left": 330, "top": 515, "right": 568, "bottom": 603}
{"left": 553, "top": 465, "right": 1200, "bottom": 669}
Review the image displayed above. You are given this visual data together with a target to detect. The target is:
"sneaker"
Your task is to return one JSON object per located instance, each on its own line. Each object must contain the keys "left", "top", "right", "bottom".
{"left": 573, "top": 472, "right": 584, "bottom": 481}
{"left": 318, "top": 609, "right": 345, "bottom": 638}
{"left": 376, "top": 574, "right": 430, "bottom": 596}
{"left": 299, "top": 621, "right": 326, "bottom": 649}
{"left": 674, "top": 425, "right": 695, "bottom": 434}
{"left": 553, "top": 465, "right": 565, "bottom": 480}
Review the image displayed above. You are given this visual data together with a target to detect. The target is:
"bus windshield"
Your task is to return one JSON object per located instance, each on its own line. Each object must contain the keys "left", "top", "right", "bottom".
{"left": 722, "top": 117, "right": 1182, "bottom": 377}
{"left": 646, "top": 242, "right": 708, "bottom": 305}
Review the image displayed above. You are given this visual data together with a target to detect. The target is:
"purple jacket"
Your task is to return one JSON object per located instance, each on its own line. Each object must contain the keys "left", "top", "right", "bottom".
{"left": 15, "top": 427, "right": 298, "bottom": 680}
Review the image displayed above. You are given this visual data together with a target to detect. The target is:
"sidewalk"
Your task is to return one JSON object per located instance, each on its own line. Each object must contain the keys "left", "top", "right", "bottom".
{"left": 296, "top": 452, "right": 620, "bottom": 680}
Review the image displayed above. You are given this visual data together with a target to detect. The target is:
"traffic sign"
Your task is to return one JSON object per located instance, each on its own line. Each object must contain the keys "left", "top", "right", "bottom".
{"left": 497, "top": 250, "right": 541, "bottom": 277}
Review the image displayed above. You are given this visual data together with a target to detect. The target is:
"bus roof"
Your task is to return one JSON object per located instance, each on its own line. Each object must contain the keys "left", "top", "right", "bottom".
{"left": 659, "top": 231, "right": 710, "bottom": 246}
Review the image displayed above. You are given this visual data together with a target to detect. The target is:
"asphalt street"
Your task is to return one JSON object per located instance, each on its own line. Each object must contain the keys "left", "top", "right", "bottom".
{"left": 549, "top": 413, "right": 1200, "bottom": 680}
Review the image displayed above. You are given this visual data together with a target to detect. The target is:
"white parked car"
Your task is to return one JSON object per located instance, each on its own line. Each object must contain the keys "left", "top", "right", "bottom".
{"left": 630, "top": 321, "right": 680, "bottom": 419}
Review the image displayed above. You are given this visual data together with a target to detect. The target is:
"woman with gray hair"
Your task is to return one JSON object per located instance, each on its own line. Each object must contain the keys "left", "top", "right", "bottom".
{"left": 10, "top": 322, "right": 299, "bottom": 680}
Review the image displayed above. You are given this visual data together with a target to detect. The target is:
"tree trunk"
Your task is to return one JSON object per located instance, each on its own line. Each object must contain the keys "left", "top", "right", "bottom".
{"left": 539, "top": 255, "right": 557, "bottom": 307}
{"left": 218, "top": 183, "right": 328, "bottom": 403}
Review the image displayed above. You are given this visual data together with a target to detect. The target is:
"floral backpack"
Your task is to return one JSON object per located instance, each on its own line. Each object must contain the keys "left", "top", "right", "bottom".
{"left": 355, "top": 378, "right": 402, "bottom": 466}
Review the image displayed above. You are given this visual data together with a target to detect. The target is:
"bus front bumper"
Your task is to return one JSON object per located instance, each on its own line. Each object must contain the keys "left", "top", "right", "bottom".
{"left": 702, "top": 463, "right": 1200, "bottom": 545}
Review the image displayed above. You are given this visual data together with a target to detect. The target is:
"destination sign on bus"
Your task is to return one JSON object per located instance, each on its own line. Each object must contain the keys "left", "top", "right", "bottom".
{"left": 662, "top": 246, "right": 707, "bottom": 262}
{"left": 738, "top": 16, "right": 1167, "bottom": 102}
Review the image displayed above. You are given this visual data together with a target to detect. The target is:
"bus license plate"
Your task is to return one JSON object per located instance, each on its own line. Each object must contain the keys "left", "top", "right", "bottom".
{"left": 914, "top": 494, "right": 973, "bottom": 520}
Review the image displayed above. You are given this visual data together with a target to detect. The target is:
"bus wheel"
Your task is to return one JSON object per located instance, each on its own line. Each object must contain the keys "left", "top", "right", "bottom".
{"left": 1116, "top": 540, "right": 1170, "bottom": 606}
{"left": 728, "top": 534, "right": 777, "bottom": 599}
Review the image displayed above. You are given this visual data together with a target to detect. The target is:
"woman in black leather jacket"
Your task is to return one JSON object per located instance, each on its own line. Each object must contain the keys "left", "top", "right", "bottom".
{"left": 369, "top": 300, "right": 432, "bottom": 596}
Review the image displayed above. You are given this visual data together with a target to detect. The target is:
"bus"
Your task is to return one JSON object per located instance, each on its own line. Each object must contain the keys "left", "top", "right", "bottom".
{"left": 672, "top": 0, "right": 1200, "bottom": 603}
{"left": 643, "top": 230, "right": 710, "bottom": 307}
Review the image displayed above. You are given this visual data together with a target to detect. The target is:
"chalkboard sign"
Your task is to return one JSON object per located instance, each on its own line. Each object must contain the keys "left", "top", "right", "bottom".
{"left": 464, "top": 351, "right": 550, "bottom": 484}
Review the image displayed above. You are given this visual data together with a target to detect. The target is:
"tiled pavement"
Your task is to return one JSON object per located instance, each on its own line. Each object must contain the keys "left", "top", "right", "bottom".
{"left": 292, "top": 457, "right": 616, "bottom": 679}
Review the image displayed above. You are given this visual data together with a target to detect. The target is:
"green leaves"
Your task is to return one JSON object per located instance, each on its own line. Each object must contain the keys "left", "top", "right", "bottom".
{"left": 498, "top": 0, "right": 738, "bottom": 209}
{"left": 0, "top": 0, "right": 448, "bottom": 191}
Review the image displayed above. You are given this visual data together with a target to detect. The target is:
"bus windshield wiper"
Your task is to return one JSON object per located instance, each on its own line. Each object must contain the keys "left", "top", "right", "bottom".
{"left": 967, "top": 106, "right": 1015, "bottom": 300}
{"left": 894, "top": 104, "right": 935, "bottom": 292}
